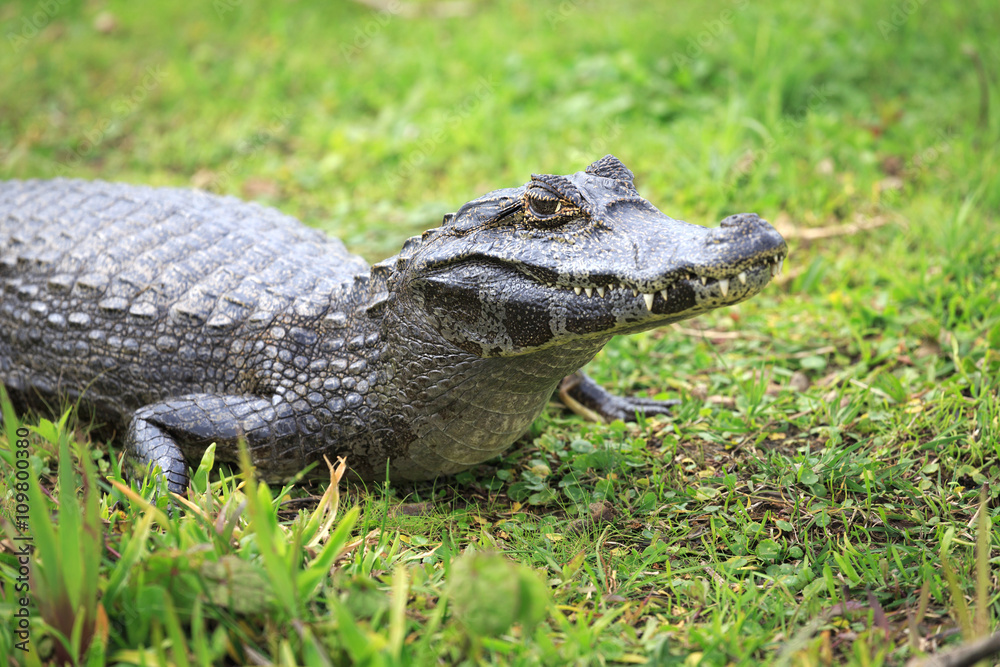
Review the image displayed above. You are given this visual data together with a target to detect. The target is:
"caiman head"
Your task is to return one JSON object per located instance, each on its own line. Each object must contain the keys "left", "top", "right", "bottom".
{"left": 375, "top": 155, "right": 787, "bottom": 358}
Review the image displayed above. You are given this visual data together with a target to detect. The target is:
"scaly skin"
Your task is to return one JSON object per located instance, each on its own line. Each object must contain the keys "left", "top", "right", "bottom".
{"left": 0, "top": 156, "right": 787, "bottom": 493}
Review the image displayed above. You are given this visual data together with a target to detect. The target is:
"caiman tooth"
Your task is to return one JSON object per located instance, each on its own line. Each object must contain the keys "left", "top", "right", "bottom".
{"left": 718, "top": 278, "right": 729, "bottom": 297}
{"left": 597, "top": 286, "right": 605, "bottom": 298}
{"left": 660, "top": 289, "right": 668, "bottom": 301}
{"left": 584, "top": 287, "right": 593, "bottom": 298}
{"left": 700, "top": 276, "right": 707, "bottom": 285}
{"left": 737, "top": 271, "right": 747, "bottom": 285}
{"left": 777, "top": 258, "right": 784, "bottom": 275}
{"left": 574, "top": 286, "right": 582, "bottom": 295}
{"left": 770, "top": 261, "right": 778, "bottom": 277}
{"left": 642, "top": 293, "right": 654, "bottom": 311}
{"left": 631, "top": 288, "right": 639, "bottom": 297}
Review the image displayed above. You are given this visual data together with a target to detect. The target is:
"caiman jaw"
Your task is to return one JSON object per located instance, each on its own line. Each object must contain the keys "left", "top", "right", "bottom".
{"left": 538, "top": 253, "right": 786, "bottom": 314}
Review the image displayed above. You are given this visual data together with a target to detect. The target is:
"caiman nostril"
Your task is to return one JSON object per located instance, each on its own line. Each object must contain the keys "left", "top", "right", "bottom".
{"left": 720, "top": 213, "right": 762, "bottom": 229}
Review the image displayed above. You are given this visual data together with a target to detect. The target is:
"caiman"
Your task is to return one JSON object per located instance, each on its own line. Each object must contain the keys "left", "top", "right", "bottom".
{"left": 0, "top": 155, "right": 786, "bottom": 493}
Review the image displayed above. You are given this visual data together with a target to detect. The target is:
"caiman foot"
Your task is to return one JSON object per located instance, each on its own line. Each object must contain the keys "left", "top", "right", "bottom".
{"left": 126, "top": 415, "right": 190, "bottom": 495}
{"left": 558, "top": 371, "right": 679, "bottom": 423}
{"left": 125, "top": 393, "right": 284, "bottom": 495}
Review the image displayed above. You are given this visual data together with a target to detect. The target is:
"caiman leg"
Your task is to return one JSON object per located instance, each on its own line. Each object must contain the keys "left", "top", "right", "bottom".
{"left": 558, "top": 371, "right": 679, "bottom": 423}
{"left": 125, "top": 394, "right": 292, "bottom": 495}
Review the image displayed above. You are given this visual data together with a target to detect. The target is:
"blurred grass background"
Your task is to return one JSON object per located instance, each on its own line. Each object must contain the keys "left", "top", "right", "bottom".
{"left": 1, "top": 0, "right": 999, "bottom": 664}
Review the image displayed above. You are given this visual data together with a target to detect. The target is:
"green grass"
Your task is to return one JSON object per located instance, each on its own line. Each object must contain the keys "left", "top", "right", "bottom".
{"left": 1, "top": 0, "right": 999, "bottom": 664}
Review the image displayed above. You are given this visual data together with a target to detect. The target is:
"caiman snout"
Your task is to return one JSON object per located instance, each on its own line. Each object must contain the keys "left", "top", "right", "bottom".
{"left": 713, "top": 212, "right": 785, "bottom": 246}
{"left": 703, "top": 212, "right": 787, "bottom": 275}
{"left": 719, "top": 212, "right": 764, "bottom": 229}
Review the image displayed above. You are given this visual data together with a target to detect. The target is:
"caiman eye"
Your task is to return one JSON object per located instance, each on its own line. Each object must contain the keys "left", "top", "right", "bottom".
{"left": 528, "top": 196, "right": 562, "bottom": 217}
{"left": 525, "top": 192, "right": 574, "bottom": 226}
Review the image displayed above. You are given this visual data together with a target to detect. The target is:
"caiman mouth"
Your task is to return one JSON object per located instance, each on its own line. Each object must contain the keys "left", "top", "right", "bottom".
{"left": 528, "top": 250, "right": 787, "bottom": 314}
